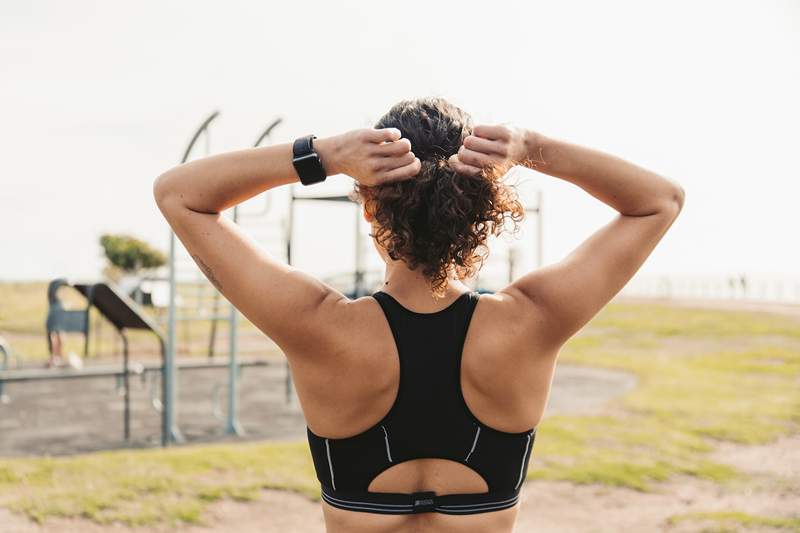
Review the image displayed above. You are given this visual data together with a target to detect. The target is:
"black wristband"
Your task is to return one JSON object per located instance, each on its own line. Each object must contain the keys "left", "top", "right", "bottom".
{"left": 292, "top": 135, "right": 327, "bottom": 186}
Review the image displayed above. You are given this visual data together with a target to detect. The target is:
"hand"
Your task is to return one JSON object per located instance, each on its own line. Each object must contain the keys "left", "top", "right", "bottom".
{"left": 448, "top": 124, "right": 532, "bottom": 176}
{"left": 316, "top": 128, "right": 421, "bottom": 186}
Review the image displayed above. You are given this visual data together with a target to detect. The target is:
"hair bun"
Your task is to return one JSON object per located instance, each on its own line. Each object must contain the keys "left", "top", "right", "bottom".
{"left": 352, "top": 97, "right": 525, "bottom": 298}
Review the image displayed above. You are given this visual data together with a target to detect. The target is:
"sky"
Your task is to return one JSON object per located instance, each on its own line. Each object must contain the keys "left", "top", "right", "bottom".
{"left": 1, "top": 0, "right": 798, "bottom": 284}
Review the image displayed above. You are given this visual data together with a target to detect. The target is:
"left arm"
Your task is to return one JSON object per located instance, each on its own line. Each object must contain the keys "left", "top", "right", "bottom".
{"left": 153, "top": 128, "right": 420, "bottom": 355}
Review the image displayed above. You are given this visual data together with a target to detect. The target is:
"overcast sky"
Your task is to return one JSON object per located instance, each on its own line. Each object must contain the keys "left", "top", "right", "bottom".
{"left": 1, "top": 0, "right": 798, "bottom": 284}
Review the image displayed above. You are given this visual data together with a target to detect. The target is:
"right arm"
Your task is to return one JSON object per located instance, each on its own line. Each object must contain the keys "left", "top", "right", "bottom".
{"left": 450, "top": 125, "right": 685, "bottom": 348}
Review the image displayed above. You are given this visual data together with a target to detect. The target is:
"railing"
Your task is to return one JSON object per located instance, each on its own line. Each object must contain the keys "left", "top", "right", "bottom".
{"left": 619, "top": 273, "right": 800, "bottom": 304}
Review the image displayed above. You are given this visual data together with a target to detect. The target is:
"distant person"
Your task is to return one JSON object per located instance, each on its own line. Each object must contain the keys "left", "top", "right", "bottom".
{"left": 154, "top": 97, "right": 684, "bottom": 532}
{"left": 45, "top": 280, "right": 84, "bottom": 370}
{"left": 45, "top": 329, "right": 65, "bottom": 368}
{"left": 45, "top": 330, "right": 83, "bottom": 370}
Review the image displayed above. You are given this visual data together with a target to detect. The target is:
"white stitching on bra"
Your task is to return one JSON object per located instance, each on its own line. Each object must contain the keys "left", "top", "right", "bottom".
{"left": 435, "top": 499, "right": 519, "bottom": 513}
{"left": 438, "top": 494, "right": 519, "bottom": 508}
{"left": 464, "top": 425, "right": 481, "bottom": 462}
{"left": 325, "top": 438, "right": 336, "bottom": 490}
{"left": 321, "top": 491, "right": 413, "bottom": 508}
{"left": 321, "top": 490, "right": 518, "bottom": 514}
{"left": 514, "top": 433, "right": 532, "bottom": 490}
{"left": 322, "top": 496, "right": 414, "bottom": 513}
{"left": 381, "top": 424, "right": 393, "bottom": 463}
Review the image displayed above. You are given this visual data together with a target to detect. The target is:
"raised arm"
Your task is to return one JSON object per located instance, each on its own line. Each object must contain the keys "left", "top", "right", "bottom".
{"left": 450, "top": 125, "right": 685, "bottom": 347}
{"left": 152, "top": 128, "right": 420, "bottom": 355}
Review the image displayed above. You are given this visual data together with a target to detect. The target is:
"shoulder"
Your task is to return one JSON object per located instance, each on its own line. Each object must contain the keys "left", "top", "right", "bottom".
{"left": 281, "top": 293, "right": 392, "bottom": 364}
{"left": 472, "top": 288, "right": 559, "bottom": 355}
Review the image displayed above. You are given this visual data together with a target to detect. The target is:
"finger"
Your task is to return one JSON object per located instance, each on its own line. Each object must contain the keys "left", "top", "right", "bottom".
{"left": 473, "top": 124, "right": 510, "bottom": 141}
{"left": 458, "top": 146, "right": 499, "bottom": 168}
{"left": 365, "top": 127, "right": 402, "bottom": 143}
{"left": 374, "top": 137, "right": 411, "bottom": 156}
{"left": 448, "top": 154, "right": 482, "bottom": 176}
{"left": 382, "top": 157, "right": 421, "bottom": 183}
{"left": 380, "top": 151, "right": 416, "bottom": 170}
{"left": 463, "top": 135, "right": 507, "bottom": 156}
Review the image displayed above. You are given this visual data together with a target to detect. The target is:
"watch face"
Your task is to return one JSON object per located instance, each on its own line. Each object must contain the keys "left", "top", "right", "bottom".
{"left": 294, "top": 153, "right": 326, "bottom": 184}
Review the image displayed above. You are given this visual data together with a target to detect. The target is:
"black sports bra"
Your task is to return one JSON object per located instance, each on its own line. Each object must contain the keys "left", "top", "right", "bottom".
{"left": 306, "top": 290, "right": 537, "bottom": 515}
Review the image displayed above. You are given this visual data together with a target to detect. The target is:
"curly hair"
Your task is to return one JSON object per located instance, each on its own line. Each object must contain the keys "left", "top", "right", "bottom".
{"left": 350, "top": 97, "right": 526, "bottom": 299}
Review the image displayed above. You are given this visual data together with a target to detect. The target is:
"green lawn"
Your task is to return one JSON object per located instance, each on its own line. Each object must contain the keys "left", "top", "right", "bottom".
{"left": 1, "top": 297, "right": 798, "bottom": 527}
{"left": 667, "top": 511, "right": 800, "bottom": 533}
{"left": 0, "top": 441, "right": 317, "bottom": 526}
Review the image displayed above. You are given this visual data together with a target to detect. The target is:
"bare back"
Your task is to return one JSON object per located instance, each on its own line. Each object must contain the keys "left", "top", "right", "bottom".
{"left": 287, "top": 289, "right": 556, "bottom": 533}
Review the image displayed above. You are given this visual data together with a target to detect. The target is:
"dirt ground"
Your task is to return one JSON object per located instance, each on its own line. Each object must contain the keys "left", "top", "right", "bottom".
{"left": 1, "top": 434, "right": 797, "bottom": 532}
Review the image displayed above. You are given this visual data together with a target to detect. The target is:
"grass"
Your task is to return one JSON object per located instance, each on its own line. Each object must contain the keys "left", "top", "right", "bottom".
{"left": 666, "top": 511, "right": 800, "bottom": 532}
{"left": 0, "top": 440, "right": 318, "bottom": 526}
{"left": 526, "top": 303, "right": 800, "bottom": 490}
{"left": 0, "top": 295, "right": 799, "bottom": 526}
{"left": 589, "top": 302, "right": 800, "bottom": 339}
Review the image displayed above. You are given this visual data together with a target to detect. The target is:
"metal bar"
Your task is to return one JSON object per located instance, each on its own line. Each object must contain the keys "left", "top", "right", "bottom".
{"left": 165, "top": 230, "right": 180, "bottom": 445}
{"left": 84, "top": 285, "right": 94, "bottom": 357}
{"left": 181, "top": 111, "right": 219, "bottom": 164}
{"left": 159, "top": 314, "right": 235, "bottom": 322}
{"left": 354, "top": 202, "right": 363, "bottom": 297}
{"left": 225, "top": 206, "right": 244, "bottom": 436}
{"left": 0, "top": 339, "right": 9, "bottom": 400}
{"left": 285, "top": 190, "right": 295, "bottom": 405}
{"left": 0, "top": 358, "right": 279, "bottom": 384}
{"left": 252, "top": 117, "right": 282, "bottom": 149}
{"left": 121, "top": 331, "right": 130, "bottom": 441}
{"left": 230, "top": 117, "right": 282, "bottom": 221}
{"left": 208, "top": 291, "right": 220, "bottom": 358}
{"left": 162, "top": 112, "right": 219, "bottom": 445}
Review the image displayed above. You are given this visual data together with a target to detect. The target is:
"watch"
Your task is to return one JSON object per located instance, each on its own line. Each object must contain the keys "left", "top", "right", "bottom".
{"left": 292, "top": 134, "right": 327, "bottom": 186}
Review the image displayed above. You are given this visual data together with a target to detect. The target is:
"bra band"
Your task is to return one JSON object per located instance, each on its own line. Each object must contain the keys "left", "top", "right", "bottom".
{"left": 320, "top": 483, "right": 522, "bottom": 515}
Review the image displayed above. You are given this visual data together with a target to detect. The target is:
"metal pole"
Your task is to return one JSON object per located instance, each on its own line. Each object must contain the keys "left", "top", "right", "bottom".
{"left": 285, "top": 190, "right": 295, "bottom": 405}
{"left": 225, "top": 206, "right": 245, "bottom": 435}
{"left": 221, "top": 115, "right": 286, "bottom": 419}
{"left": 164, "top": 230, "right": 182, "bottom": 445}
{"left": 162, "top": 111, "right": 218, "bottom": 446}
{"left": 208, "top": 291, "right": 220, "bottom": 358}
{"left": 121, "top": 331, "right": 130, "bottom": 441}
{"left": 354, "top": 204, "right": 363, "bottom": 297}
{"left": 84, "top": 285, "right": 95, "bottom": 358}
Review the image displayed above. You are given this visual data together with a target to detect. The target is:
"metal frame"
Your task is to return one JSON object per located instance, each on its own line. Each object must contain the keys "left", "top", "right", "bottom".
{"left": 164, "top": 111, "right": 220, "bottom": 445}
{"left": 0, "top": 357, "right": 279, "bottom": 439}
{"left": 165, "top": 112, "right": 284, "bottom": 442}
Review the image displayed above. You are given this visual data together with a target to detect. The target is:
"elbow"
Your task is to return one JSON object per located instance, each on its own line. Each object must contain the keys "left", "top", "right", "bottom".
{"left": 152, "top": 171, "right": 179, "bottom": 212}
{"left": 671, "top": 182, "right": 686, "bottom": 212}
{"left": 659, "top": 180, "right": 685, "bottom": 217}
{"left": 152, "top": 174, "right": 166, "bottom": 208}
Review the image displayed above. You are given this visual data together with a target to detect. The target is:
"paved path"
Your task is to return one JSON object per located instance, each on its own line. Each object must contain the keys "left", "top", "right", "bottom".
{"left": 0, "top": 360, "right": 635, "bottom": 456}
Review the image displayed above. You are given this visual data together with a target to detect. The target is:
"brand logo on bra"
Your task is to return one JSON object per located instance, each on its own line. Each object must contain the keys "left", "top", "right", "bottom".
{"left": 414, "top": 498, "right": 434, "bottom": 506}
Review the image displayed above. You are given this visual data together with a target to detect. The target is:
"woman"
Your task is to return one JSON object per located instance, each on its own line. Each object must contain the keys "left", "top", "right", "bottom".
{"left": 154, "top": 97, "right": 684, "bottom": 533}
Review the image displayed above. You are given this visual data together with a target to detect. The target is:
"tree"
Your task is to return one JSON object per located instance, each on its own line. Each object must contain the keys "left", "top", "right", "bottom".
{"left": 99, "top": 234, "right": 166, "bottom": 274}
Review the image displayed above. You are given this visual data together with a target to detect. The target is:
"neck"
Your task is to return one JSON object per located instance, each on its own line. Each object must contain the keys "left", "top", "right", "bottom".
{"left": 380, "top": 259, "right": 472, "bottom": 302}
